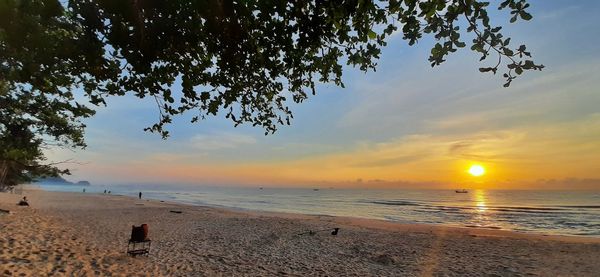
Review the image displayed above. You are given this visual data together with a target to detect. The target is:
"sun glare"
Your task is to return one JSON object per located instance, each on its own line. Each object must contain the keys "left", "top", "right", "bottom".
{"left": 468, "top": 165, "right": 485, "bottom": 177}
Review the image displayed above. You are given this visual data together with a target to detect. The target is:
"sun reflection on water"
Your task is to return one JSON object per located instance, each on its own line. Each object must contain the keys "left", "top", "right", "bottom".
{"left": 469, "top": 189, "right": 495, "bottom": 228}
{"left": 474, "top": 189, "right": 488, "bottom": 213}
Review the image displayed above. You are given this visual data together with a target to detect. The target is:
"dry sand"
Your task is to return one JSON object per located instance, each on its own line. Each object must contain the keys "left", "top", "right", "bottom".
{"left": 1, "top": 189, "right": 599, "bottom": 276}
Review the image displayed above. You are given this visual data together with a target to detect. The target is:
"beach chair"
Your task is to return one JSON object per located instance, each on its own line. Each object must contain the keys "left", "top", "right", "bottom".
{"left": 127, "top": 224, "right": 151, "bottom": 257}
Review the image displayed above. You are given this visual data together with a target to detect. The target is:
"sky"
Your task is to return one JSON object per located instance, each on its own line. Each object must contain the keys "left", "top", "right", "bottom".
{"left": 48, "top": 1, "right": 600, "bottom": 190}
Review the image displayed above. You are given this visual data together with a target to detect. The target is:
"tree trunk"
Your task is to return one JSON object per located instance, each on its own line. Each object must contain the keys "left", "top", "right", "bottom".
{"left": 0, "top": 160, "right": 7, "bottom": 191}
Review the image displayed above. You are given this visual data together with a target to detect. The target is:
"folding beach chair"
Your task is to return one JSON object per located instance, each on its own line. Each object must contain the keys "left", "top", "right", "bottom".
{"left": 127, "top": 224, "right": 151, "bottom": 256}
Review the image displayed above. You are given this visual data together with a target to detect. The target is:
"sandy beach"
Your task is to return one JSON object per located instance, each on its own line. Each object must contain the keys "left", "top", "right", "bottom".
{"left": 1, "top": 189, "right": 599, "bottom": 276}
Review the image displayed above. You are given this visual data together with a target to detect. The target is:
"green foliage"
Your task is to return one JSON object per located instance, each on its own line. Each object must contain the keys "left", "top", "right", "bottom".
{"left": 0, "top": 77, "right": 95, "bottom": 188}
{"left": 65, "top": 0, "right": 542, "bottom": 137}
{"left": 0, "top": 0, "right": 544, "bottom": 187}
{"left": 0, "top": 0, "right": 101, "bottom": 188}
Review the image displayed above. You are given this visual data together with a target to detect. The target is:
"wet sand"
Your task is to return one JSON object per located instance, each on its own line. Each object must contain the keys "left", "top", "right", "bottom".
{"left": 1, "top": 189, "right": 599, "bottom": 276}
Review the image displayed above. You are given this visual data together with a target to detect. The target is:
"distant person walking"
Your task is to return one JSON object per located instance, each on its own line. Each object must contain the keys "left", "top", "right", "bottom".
{"left": 139, "top": 192, "right": 142, "bottom": 199}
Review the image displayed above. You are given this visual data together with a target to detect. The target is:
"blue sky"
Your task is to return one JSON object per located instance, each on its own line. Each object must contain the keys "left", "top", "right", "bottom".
{"left": 49, "top": 1, "right": 600, "bottom": 189}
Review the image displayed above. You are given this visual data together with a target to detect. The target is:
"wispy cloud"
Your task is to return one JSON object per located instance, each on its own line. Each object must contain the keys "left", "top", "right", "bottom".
{"left": 190, "top": 132, "right": 257, "bottom": 151}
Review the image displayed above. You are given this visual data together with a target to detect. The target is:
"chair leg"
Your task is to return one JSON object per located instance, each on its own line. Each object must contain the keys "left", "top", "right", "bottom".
{"left": 127, "top": 241, "right": 151, "bottom": 257}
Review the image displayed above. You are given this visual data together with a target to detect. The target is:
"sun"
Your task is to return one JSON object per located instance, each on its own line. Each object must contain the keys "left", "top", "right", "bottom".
{"left": 468, "top": 164, "right": 485, "bottom": 177}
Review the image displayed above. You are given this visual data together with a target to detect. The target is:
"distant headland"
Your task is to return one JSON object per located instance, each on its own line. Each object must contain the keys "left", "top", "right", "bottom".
{"left": 35, "top": 176, "right": 91, "bottom": 186}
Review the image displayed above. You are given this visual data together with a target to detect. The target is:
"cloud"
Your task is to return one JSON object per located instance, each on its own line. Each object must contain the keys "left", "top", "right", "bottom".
{"left": 535, "top": 178, "right": 600, "bottom": 189}
{"left": 337, "top": 56, "right": 600, "bottom": 142}
{"left": 63, "top": 115, "right": 600, "bottom": 189}
{"left": 445, "top": 131, "right": 525, "bottom": 161}
{"left": 351, "top": 154, "right": 426, "bottom": 168}
{"left": 537, "top": 5, "right": 582, "bottom": 21}
{"left": 318, "top": 178, "right": 448, "bottom": 189}
{"left": 190, "top": 132, "right": 257, "bottom": 151}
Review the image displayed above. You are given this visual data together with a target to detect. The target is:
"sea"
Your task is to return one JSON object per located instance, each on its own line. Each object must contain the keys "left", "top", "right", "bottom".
{"left": 36, "top": 184, "right": 600, "bottom": 237}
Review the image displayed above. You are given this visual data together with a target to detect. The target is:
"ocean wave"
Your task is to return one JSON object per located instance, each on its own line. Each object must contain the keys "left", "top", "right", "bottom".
{"left": 419, "top": 205, "right": 560, "bottom": 213}
{"left": 464, "top": 225, "right": 502, "bottom": 230}
{"left": 555, "top": 205, "right": 600, "bottom": 209}
{"left": 370, "top": 200, "right": 422, "bottom": 206}
{"left": 488, "top": 208, "right": 562, "bottom": 214}
{"left": 491, "top": 206, "right": 566, "bottom": 211}
{"left": 246, "top": 200, "right": 271, "bottom": 204}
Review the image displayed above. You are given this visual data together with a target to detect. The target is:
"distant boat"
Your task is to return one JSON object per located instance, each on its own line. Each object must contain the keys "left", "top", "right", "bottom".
{"left": 313, "top": 188, "right": 320, "bottom": 191}
{"left": 455, "top": 189, "right": 468, "bottom": 193}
